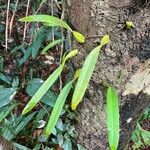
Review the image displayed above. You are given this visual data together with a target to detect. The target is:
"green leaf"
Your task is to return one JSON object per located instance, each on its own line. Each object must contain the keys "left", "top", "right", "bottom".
{"left": 62, "top": 49, "right": 78, "bottom": 63}
{"left": 13, "top": 143, "right": 31, "bottom": 150}
{"left": 0, "top": 102, "right": 17, "bottom": 122}
{"left": 74, "top": 68, "right": 81, "bottom": 79}
{"left": 26, "top": 78, "right": 57, "bottom": 107}
{"left": 106, "top": 87, "right": 119, "bottom": 150}
{"left": 22, "top": 65, "right": 64, "bottom": 114}
{"left": 72, "top": 31, "right": 85, "bottom": 43}
{"left": 77, "top": 144, "right": 87, "bottom": 150}
{"left": 71, "top": 45, "right": 101, "bottom": 110}
{"left": 22, "top": 50, "right": 78, "bottom": 114}
{"left": 19, "top": 15, "right": 72, "bottom": 31}
{"left": 137, "top": 123, "right": 150, "bottom": 146}
{"left": 0, "top": 88, "right": 17, "bottom": 107}
{"left": 141, "top": 128, "right": 150, "bottom": 145}
{"left": 41, "top": 39, "right": 64, "bottom": 54}
{"left": 0, "top": 73, "right": 11, "bottom": 84}
{"left": 31, "top": 26, "right": 45, "bottom": 58}
{"left": 15, "top": 112, "right": 36, "bottom": 134}
{"left": 2, "top": 112, "right": 36, "bottom": 140}
{"left": 62, "top": 138, "right": 72, "bottom": 150}
{"left": 44, "top": 80, "right": 73, "bottom": 137}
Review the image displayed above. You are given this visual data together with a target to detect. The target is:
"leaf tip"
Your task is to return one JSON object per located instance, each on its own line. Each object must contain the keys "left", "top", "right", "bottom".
{"left": 22, "top": 109, "right": 26, "bottom": 115}
{"left": 19, "top": 17, "right": 25, "bottom": 22}
{"left": 71, "top": 102, "right": 77, "bottom": 110}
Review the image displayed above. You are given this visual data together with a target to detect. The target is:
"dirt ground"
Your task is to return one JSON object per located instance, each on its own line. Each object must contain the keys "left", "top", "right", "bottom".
{"left": 67, "top": 0, "right": 150, "bottom": 149}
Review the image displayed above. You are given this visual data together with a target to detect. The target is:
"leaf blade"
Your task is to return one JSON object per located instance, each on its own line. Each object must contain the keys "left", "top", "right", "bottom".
{"left": 26, "top": 78, "right": 57, "bottom": 107}
{"left": 0, "top": 88, "right": 17, "bottom": 107}
{"left": 19, "top": 15, "right": 72, "bottom": 31}
{"left": 22, "top": 65, "right": 63, "bottom": 114}
{"left": 41, "top": 39, "right": 64, "bottom": 54}
{"left": 22, "top": 50, "right": 78, "bottom": 114}
{"left": 106, "top": 87, "right": 119, "bottom": 150}
{"left": 71, "top": 45, "right": 101, "bottom": 110}
{"left": 44, "top": 80, "right": 73, "bottom": 136}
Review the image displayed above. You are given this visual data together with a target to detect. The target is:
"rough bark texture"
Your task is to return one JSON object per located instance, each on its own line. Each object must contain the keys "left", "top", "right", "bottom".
{"left": 0, "top": 136, "right": 16, "bottom": 150}
{"left": 66, "top": 0, "right": 150, "bottom": 149}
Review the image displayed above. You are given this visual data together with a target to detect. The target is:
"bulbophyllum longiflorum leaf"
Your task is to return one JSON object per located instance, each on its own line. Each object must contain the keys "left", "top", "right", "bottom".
{"left": 106, "top": 86, "right": 119, "bottom": 150}
{"left": 19, "top": 15, "right": 85, "bottom": 44}
{"left": 22, "top": 50, "right": 78, "bottom": 114}
{"left": 71, "top": 35, "right": 110, "bottom": 110}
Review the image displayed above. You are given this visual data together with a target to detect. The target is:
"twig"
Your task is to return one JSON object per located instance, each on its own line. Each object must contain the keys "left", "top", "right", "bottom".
{"left": 9, "top": 0, "right": 19, "bottom": 35}
{"left": 59, "top": 5, "right": 65, "bottom": 90}
{"left": 39, "top": 102, "right": 50, "bottom": 116}
{"left": 5, "top": 0, "right": 10, "bottom": 51}
{"left": 51, "top": 0, "right": 54, "bottom": 41}
{"left": 23, "top": 0, "right": 30, "bottom": 42}
{"left": 35, "top": 0, "right": 47, "bottom": 14}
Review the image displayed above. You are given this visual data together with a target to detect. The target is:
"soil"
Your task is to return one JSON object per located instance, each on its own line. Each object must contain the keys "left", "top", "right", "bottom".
{"left": 67, "top": 0, "right": 150, "bottom": 149}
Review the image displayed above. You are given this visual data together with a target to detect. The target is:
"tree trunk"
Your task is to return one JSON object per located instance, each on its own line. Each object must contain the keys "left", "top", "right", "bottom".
{"left": 0, "top": 136, "right": 16, "bottom": 150}
{"left": 66, "top": 0, "right": 150, "bottom": 149}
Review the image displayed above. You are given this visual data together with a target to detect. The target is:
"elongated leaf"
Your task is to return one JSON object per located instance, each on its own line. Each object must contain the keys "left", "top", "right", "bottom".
{"left": 0, "top": 102, "right": 17, "bottom": 122}
{"left": 13, "top": 143, "right": 31, "bottom": 150}
{"left": 71, "top": 35, "right": 110, "bottom": 110}
{"left": 15, "top": 112, "right": 36, "bottom": 135}
{"left": 31, "top": 26, "right": 45, "bottom": 58}
{"left": 0, "top": 73, "right": 11, "bottom": 84}
{"left": 22, "top": 50, "right": 78, "bottom": 114}
{"left": 19, "top": 15, "right": 72, "bottom": 31}
{"left": 62, "top": 49, "right": 78, "bottom": 63}
{"left": 0, "top": 88, "right": 17, "bottom": 107}
{"left": 106, "top": 87, "right": 119, "bottom": 150}
{"left": 26, "top": 78, "right": 57, "bottom": 107}
{"left": 22, "top": 65, "right": 63, "bottom": 114}
{"left": 71, "top": 45, "right": 101, "bottom": 110}
{"left": 2, "top": 112, "right": 36, "bottom": 140}
{"left": 41, "top": 39, "right": 64, "bottom": 54}
{"left": 44, "top": 80, "right": 73, "bottom": 136}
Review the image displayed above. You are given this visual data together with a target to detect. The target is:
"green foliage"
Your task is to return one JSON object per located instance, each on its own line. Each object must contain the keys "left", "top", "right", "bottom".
{"left": 22, "top": 50, "right": 78, "bottom": 114}
{"left": 26, "top": 78, "right": 57, "bottom": 107}
{"left": 0, "top": 1, "right": 82, "bottom": 149}
{"left": 71, "top": 35, "right": 110, "bottom": 110}
{"left": 0, "top": 102, "right": 17, "bottom": 122}
{"left": 19, "top": 15, "right": 85, "bottom": 43}
{"left": 0, "top": 87, "right": 17, "bottom": 107}
{"left": 106, "top": 86, "right": 119, "bottom": 150}
{"left": 44, "top": 80, "right": 73, "bottom": 137}
{"left": 15, "top": 27, "right": 53, "bottom": 66}
{"left": 19, "top": 15, "right": 72, "bottom": 31}
{"left": 41, "top": 39, "right": 64, "bottom": 54}
{"left": 131, "top": 107, "right": 150, "bottom": 149}
{"left": 1, "top": 112, "right": 36, "bottom": 140}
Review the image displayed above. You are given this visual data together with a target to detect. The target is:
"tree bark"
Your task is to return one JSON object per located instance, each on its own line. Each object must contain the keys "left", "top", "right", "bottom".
{"left": 0, "top": 136, "right": 16, "bottom": 150}
{"left": 66, "top": 0, "right": 150, "bottom": 149}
